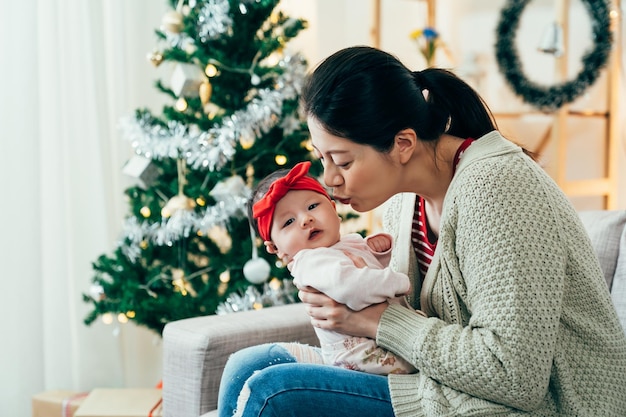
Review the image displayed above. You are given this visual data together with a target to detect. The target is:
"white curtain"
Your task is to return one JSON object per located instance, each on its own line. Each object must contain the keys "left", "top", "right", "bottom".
{"left": 1, "top": 1, "right": 167, "bottom": 415}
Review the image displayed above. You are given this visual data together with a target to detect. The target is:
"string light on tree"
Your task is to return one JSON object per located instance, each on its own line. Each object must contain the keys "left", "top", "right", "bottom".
{"left": 175, "top": 97, "right": 188, "bottom": 112}
{"left": 140, "top": 206, "right": 151, "bottom": 218}
{"left": 275, "top": 154, "right": 287, "bottom": 165}
{"left": 205, "top": 64, "right": 219, "bottom": 77}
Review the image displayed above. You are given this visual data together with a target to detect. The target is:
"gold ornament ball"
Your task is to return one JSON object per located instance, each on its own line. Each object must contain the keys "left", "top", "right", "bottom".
{"left": 147, "top": 51, "right": 164, "bottom": 67}
{"left": 162, "top": 10, "right": 184, "bottom": 33}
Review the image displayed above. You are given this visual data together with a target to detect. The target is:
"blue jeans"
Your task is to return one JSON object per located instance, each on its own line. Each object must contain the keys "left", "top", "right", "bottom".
{"left": 218, "top": 343, "right": 395, "bottom": 417}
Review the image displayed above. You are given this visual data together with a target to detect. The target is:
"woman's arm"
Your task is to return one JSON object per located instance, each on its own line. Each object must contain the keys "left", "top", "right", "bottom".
{"left": 298, "top": 287, "right": 388, "bottom": 339}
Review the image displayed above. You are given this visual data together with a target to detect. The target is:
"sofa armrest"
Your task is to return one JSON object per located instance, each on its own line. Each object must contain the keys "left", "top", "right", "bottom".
{"left": 162, "top": 303, "right": 317, "bottom": 417}
{"left": 578, "top": 210, "right": 626, "bottom": 289}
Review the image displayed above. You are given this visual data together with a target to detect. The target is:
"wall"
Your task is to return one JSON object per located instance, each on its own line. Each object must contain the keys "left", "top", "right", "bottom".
{"left": 281, "top": 0, "right": 626, "bottom": 218}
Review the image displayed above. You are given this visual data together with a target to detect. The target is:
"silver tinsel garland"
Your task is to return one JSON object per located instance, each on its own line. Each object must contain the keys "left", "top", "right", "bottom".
{"left": 197, "top": 0, "right": 233, "bottom": 42}
{"left": 116, "top": 7, "right": 308, "bottom": 259}
{"left": 119, "top": 53, "right": 307, "bottom": 172}
{"left": 215, "top": 279, "right": 298, "bottom": 315}
{"left": 120, "top": 176, "right": 250, "bottom": 262}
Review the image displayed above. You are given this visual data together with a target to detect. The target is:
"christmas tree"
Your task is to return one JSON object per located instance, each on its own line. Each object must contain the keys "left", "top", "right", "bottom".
{"left": 83, "top": 0, "right": 316, "bottom": 335}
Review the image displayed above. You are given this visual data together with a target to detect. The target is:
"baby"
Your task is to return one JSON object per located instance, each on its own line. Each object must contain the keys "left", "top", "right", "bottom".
{"left": 249, "top": 161, "right": 416, "bottom": 375}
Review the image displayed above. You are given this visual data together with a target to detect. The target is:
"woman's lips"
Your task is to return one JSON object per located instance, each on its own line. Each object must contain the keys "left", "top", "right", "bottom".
{"left": 334, "top": 196, "right": 350, "bottom": 205}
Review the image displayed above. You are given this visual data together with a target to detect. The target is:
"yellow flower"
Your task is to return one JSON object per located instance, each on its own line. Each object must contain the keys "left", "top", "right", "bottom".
{"left": 409, "top": 26, "right": 442, "bottom": 67}
{"left": 409, "top": 29, "right": 423, "bottom": 40}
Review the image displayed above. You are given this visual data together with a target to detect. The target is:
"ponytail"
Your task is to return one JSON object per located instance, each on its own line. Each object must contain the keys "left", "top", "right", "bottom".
{"left": 414, "top": 68, "right": 498, "bottom": 140}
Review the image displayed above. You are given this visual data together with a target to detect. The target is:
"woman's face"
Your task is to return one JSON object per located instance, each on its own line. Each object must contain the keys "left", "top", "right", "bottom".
{"left": 308, "top": 116, "right": 402, "bottom": 213}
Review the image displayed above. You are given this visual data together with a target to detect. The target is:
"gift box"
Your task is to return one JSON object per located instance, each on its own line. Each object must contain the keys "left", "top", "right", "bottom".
{"left": 32, "top": 390, "right": 89, "bottom": 417}
{"left": 74, "top": 388, "right": 162, "bottom": 417}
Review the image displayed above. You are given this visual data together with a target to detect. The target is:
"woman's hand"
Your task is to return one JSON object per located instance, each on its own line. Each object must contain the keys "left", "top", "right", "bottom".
{"left": 298, "top": 286, "right": 388, "bottom": 339}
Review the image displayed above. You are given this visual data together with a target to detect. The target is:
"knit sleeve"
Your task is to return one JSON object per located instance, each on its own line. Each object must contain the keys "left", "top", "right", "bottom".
{"left": 445, "top": 156, "right": 566, "bottom": 408}
{"left": 378, "top": 154, "right": 571, "bottom": 413}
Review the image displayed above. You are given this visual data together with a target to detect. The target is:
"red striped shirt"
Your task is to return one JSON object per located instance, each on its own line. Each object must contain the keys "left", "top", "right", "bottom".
{"left": 411, "top": 197, "right": 436, "bottom": 279}
{"left": 411, "top": 138, "right": 474, "bottom": 282}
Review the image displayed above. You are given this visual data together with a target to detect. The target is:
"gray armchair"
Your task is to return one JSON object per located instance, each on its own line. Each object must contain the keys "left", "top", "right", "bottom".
{"left": 162, "top": 302, "right": 317, "bottom": 417}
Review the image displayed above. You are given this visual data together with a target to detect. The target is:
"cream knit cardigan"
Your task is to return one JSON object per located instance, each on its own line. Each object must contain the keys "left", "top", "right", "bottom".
{"left": 378, "top": 131, "right": 626, "bottom": 416}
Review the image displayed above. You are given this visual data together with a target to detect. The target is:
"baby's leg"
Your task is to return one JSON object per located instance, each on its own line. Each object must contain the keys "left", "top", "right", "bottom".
{"left": 276, "top": 342, "right": 324, "bottom": 364}
{"left": 333, "top": 336, "right": 417, "bottom": 375}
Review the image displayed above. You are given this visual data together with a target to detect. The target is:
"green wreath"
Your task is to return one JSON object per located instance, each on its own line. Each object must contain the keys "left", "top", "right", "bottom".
{"left": 495, "top": 0, "right": 613, "bottom": 111}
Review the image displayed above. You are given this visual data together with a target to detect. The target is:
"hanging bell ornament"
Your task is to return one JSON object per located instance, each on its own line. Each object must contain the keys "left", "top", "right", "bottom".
{"left": 161, "top": 194, "right": 196, "bottom": 218}
{"left": 537, "top": 22, "right": 564, "bottom": 57}
{"left": 199, "top": 81, "right": 213, "bottom": 106}
{"left": 161, "top": 10, "right": 184, "bottom": 34}
{"left": 147, "top": 50, "right": 164, "bottom": 67}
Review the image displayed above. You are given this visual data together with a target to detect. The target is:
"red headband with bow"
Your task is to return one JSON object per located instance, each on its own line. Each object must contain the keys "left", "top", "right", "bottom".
{"left": 252, "top": 161, "right": 330, "bottom": 241}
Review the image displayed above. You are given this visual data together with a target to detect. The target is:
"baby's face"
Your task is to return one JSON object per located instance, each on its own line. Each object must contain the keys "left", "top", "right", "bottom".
{"left": 269, "top": 189, "right": 341, "bottom": 263}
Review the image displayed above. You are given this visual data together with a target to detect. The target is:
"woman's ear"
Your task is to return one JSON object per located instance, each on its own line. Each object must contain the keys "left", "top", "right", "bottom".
{"left": 394, "top": 128, "right": 417, "bottom": 165}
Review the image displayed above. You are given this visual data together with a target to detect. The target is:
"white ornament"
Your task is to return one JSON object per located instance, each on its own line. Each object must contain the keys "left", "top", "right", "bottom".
{"left": 122, "top": 155, "right": 159, "bottom": 189}
{"left": 89, "top": 284, "right": 105, "bottom": 300}
{"left": 170, "top": 63, "right": 207, "bottom": 97}
{"left": 243, "top": 257, "right": 271, "bottom": 284}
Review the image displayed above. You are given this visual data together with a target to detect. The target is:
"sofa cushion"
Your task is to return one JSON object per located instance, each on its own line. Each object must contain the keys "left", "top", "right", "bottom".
{"left": 578, "top": 210, "right": 626, "bottom": 290}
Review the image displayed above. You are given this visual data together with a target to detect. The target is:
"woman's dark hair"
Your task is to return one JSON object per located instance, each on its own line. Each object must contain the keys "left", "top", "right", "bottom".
{"left": 300, "top": 46, "right": 498, "bottom": 152}
{"left": 247, "top": 167, "right": 292, "bottom": 237}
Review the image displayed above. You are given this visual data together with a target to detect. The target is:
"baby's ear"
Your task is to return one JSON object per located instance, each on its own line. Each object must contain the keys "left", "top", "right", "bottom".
{"left": 264, "top": 241, "right": 278, "bottom": 254}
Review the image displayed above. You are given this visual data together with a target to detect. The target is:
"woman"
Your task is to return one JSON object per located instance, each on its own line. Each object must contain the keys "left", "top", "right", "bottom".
{"left": 218, "top": 46, "right": 626, "bottom": 416}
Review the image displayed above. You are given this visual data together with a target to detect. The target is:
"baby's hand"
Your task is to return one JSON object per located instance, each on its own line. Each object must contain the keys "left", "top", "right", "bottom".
{"left": 366, "top": 234, "right": 392, "bottom": 253}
